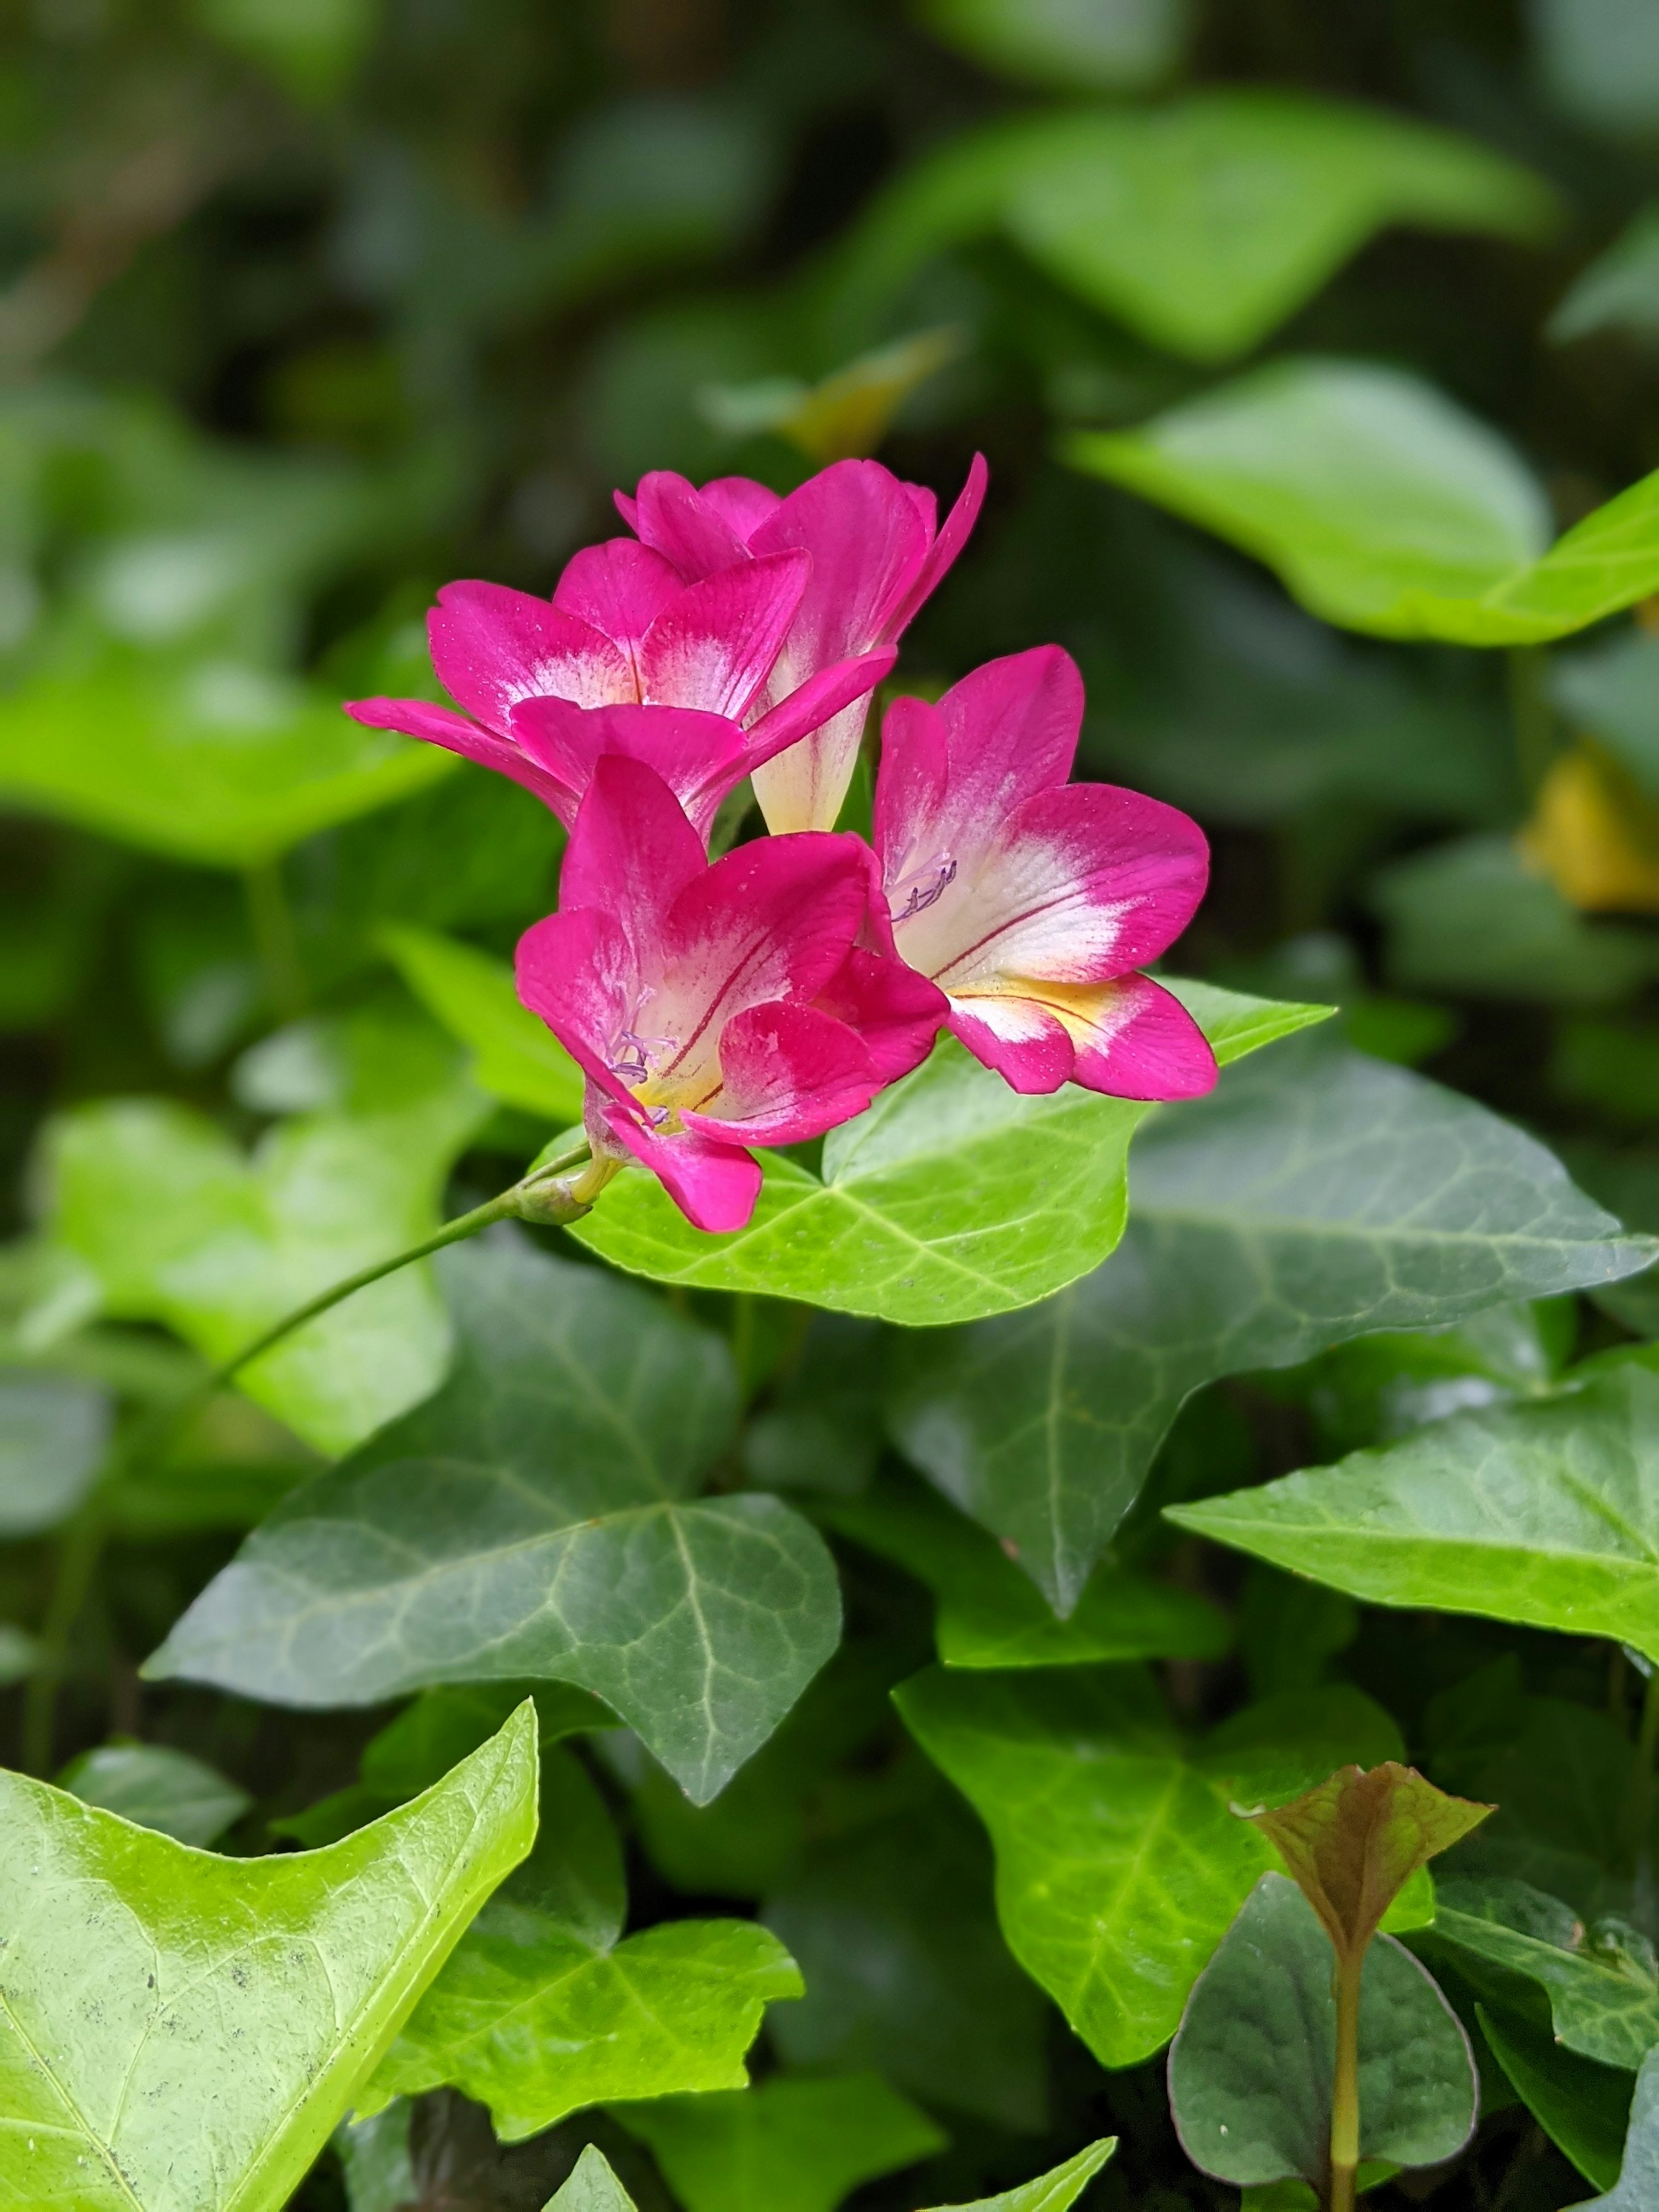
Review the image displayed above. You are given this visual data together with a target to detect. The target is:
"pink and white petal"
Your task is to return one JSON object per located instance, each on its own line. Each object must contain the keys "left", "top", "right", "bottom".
{"left": 750, "top": 458, "right": 933, "bottom": 667}
{"left": 934, "top": 646, "right": 1084, "bottom": 837}
{"left": 872, "top": 692, "right": 953, "bottom": 896}
{"left": 515, "top": 905, "right": 637, "bottom": 1100}
{"left": 510, "top": 698, "right": 753, "bottom": 843}
{"left": 1002, "top": 782, "right": 1211, "bottom": 973}
{"left": 946, "top": 993, "right": 1077, "bottom": 1095}
{"left": 599, "top": 1100, "right": 763, "bottom": 1233}
{"left": 1046, "top": 973, "right": 1218, "bottom": 1102}
{"left": 638, "top": 548, "right": 810, "bottom": 718}
{"left": 813, "top": 947, "right": 947, "bottom": 1085}
{"left": 682, "top": 1001, "right": 879, "bottom": 1147}
{"left": 345, "top": 695, "right": 577, "bottom": 818}
{"left": 552, "top": 539, "right": 683, "bottom": 659}
{"left": 744, "top": 647, "right": 898, "bottom": 834}
{"left": 881, "top": 453, "right": 989, "bottom": 641}
{"left": 652, "top": 833, "right": 873, "bottom": 1083}
{"left": 429, "top": 582, "right": 632, "bottom": 728}
{"left": 620, "top": 471, "right": 754, "bottom": 578}
{"left": 557, "top": 753, "right": 707, "bottom": 950}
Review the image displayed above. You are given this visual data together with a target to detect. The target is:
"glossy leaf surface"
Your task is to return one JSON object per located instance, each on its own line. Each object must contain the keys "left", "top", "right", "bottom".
{"left": 1173, "top": 1361, "right": 1659, "bottom": 1667}
{"left": 610, "top": 2073, "right": 947, "bottom": 2212}
{"left": 365, "top": 1746, "right": 801, "bottom": 2139}
{"left": 894, "top": 1666, "right": 1403, "bottom": 2066}
{"left": 0, "top": 1702, "right": 537, "bottom": 2212}
{"left": 1068, "top": 360, "right": 1659, "bottom": 645}
{"left": 150, "top": 1239, "right": 836, "bottom": 1802}
{"left": 1169, "top": 1873, "right": 1476, "bottom": 2187}
{"left": 888, "top": 1036, "right": 1650, "bottom": 1610}
{"left": 573, "top": 985, "right": 1326, "bottom": 1328}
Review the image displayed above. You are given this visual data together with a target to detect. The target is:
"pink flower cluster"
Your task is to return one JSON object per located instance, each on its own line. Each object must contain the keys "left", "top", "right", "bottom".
{"left": 350, "top": 457, "right": 1216, "bottom": 1234}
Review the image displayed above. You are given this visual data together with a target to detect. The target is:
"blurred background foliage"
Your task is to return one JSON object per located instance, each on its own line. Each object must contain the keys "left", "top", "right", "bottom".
{"left": 12, "top": 0, "right": 1659, "bottom": 2205}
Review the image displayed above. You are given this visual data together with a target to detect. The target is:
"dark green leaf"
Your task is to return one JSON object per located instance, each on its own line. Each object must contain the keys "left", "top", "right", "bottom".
{"left": 1475, "top": 2002, "right": 1633, "bottom": 2191}
{"left": 1564, "top": 2047, "right": 1659, "bottom": 2209}
{"left": 915, "top": 0, "right": 1189, "bottom": 92}
{"left": 57, "top": 1741, "right": 251, "bottom": 1847}
{"left": 0, "top": 1368, "right": 109, "bottom": 1533}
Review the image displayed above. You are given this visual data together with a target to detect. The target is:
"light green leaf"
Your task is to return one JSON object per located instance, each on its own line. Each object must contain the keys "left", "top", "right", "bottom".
{"left": 1475, "top": 2002, "right": 1632, "bottom": 2193}
{"left": 1551, "top": 206, "right": 1659, "bottom": 346}
{"left": 0, "top": 655, "right": 457, "bottom": 868}
{"left": 1170, "top": 1361, "right": 1659, "bottom": 1668}
{"left": 0, "top": 1700, "right": 538, "bottom": 2212}
{"left": 545, "top": 2146, "right": 640, "bottom": 2212}
{"left": 764, "top": 1786, "right": 1051, "bottom": 2131}
{"left": 0, "top": 1624, "right": 39, "bottom": 1684}
{"left": 381, "top": 922, "right": 584, "bottom": 1124}
{"left": 0, "top": 1368, "right": 109, "bottom": 1533}
{"left": 39, "top": 1004, "right": 488, "bottom": 1454}
{"left": 918, "top": 2137, "right": 1116, "bottom": 2212}
{"left": 150, "top": 1238, "right": 836, "bottom": 1803}
{"left": 57, "top": 1742, "right": 251, "bottom": 1848}
{"left": 1170, "top": 1873, "right": 1475, "bottom": 2187}
{"left": 915, "top": 0, "right": 1189, "bottom": 92}
{"left": 1421, "top": 1875, "right": 1659, "bottom": 2072}
{"left": 1067, "top": 359, "right": 1659, "bottom": 645}
{"left": 194, "top": 0, "right": 378, "bottom": 104}
{"left": 887, "top": 1035, "right": 1651, "bottom": 1611}
{"left": 831, "top": 96, "right": 1553, "bottom": 363}
{"left": 893, "top": 1666, "right": 1402, "bottom": 2066}
{"left": 572, "top": 986, "right": 1325, "bottom": 1328}
{"left": 365, "top": 1745, "right": 801, "bottom": 2139}
{"left": 828, "top": 1472, "right": 1228, "bottom": 1668}
{"left": 1533, "top": 0, "right": 1659, "bottom": 142}
{"left": 1567, "top": 2048, "right": 1659, "bottom": 2210}
{"left": 1370, "top": 836, "right": 1659, "bottom": 1007}
{"left": 611, "top": 2073, "right": 947, "bottom": 2212}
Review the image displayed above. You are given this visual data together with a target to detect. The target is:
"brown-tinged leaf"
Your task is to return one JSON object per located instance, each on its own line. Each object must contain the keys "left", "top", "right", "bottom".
{"left": 1247, "top": 1761, "right": 1492, "bottom": 1963}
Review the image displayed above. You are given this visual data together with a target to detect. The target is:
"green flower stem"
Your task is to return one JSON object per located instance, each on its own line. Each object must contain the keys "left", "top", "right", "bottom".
{"left": 1328, "top": 1942, "right": 1363, "bottom": 2212}
{"left": 22, "top": 1502, "right": 108, "bottom": 1775}
{"left": 1625, "top": 1662, "right": 1659, "bottom": 1878}
{"left": 1506, "top": 644, "right": 1556, "bottom": 804}
{"left": 242, "top": 855, "right": 308, "bottom": 1021}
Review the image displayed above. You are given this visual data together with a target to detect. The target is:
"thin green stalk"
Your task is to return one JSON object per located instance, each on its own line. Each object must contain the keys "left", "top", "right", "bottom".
{"left": 1507, "top": 644, "right": 1556, "bottom": 804}
{"left": 23, "top": 1504, "right": 108, "bottom": 1775}
{"left": 1328, "top": 1944, "right": 1363, "bottom": 2212}
{"left": 1626, "top": 1664, "right": 1659, "bottom": 1879}
{"left": 242, "top": 855, "right": 307, "bottom": 1021}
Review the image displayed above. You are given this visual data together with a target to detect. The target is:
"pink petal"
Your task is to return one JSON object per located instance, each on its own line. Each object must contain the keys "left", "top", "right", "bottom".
{"left": 871, "top": 692, "right": 952, "bottom": 900}
{"left": 662, "top": 832, "right": 874, "bottom": 1044}
{"left": 514, "top": 905, "right": 636, "bottom": 1102}
{"left": 881, "top": 453, "right": 988, "bottom": 641}
{"left": 947, "top": 995, "right": 1077, "bottom": 1095}
{"left": 637, "top": 548, "right": 810, "bottom": 718}
{"left": 555, "top": 753, "right": 707, "bottom": 939}
{"left": 750, "top": 458, "right": 933, "bottom": 665}
{"left": 1065, "top": 973, "right": 1218, "bottom": 1101}
{"left": 599, "top": 1099, "right": 763, "bottom": 1233}
{"left": 681, "top": 1000, "right": 880, "bottom": 1146}
{"left": 743, "top": 646, "right": 899, "bottom": 835}
{"left": 812, "top": 947, "right": 947, "bottom": 1085}
{"left": 509, "top": 698, "right": 755, "bottom": 843}
{"left": 1001, "top": 781, "right": 1211, "bottom": 973}
{"left": 698, "top": 475, "right": 785, "bottom": 542}
{"left": 936, "top": 645, "right": 1084, "bottom": 831}
{"left": 620, "top": 471, "right": 753, "bottom": 578}
{"left": 553, "top": 539, "right": 683, "bottom": 656}
{"left": 345, "top": 695, "right": 576, "bottom": 817}
{"left": 429, "top": 582, "right": 632, "bottom": 731}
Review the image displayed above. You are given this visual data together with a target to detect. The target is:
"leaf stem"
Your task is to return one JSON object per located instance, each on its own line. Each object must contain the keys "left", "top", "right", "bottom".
{"left": 1506, "top": 644, "right": 1556, "bottom": 805}
{"left": 1328, "top": 1942, "right": 1363, "bottom": 2212}
{"left": 242, "top": 856, "right": 308, "bottom": 1021}
{"left": 1625, "top": 1661, "right": 1659, "bottom": 1886}
{"left": 22, "top": 1503, "right": 108, "bottom": 1775}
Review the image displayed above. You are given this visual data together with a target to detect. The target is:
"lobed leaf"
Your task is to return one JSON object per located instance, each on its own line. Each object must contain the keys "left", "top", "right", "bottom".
{"left": 1474, "top": 2002, "right": 1633, "bottom": 2191}
{"left": 381, "top": 921, "right": 584, "bottom": 1124}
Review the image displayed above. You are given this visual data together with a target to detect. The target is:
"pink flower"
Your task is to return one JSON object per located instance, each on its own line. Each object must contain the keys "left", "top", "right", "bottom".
{"left": 516, "top": 756, "right": 946, "bottom": 1233}
{"left": 871, "top": 647, "right": 1216, "bottom": 1103}
{"left": 617, "top": 454, "right": 988, "bottom": 834}
{"left": 346, "top": 538, "right": 896, "bottom": 840}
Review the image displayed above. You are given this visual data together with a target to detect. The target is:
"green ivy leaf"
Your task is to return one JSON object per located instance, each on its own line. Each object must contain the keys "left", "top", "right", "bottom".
{"left": 0, "top": 1368, "right": 109, "bottom": 1533}
{"left": 1169, "top": 1873, "right": 1476, "bottom": 2187}
{"left": 364, "top": 1745, "right": 801, "bottom": 2138}
{"left": 888, "top": 1036, "right": 1649, "bottom": 1611}
{"left": 610, "top": 2074, "right": 947, "bottom": 2212}
{"left": 57, "top": 1740, "right": 251, "bottom": 1847}
{"left": 545, "top": 2147, "right": 642, "bottom": 2212}
{"left": 1474, "top": 2001, "right": 1633, "bottom": 2192}
{"left": 1170, "top": 1361, "right": 1659, "bottom": 1667}
{"left": 1566, "top": 2048, "right": 1659, "bottom": 2210}
{"left": 150, "top": 1239, "right": 837, "bottom": 1803}
{"left": 381, "top": 922, "right": 584, "bottom": 1124}
{"left": 831, "top": 96, "right": 1553, "bottom": 362}
{"left": 893, "top": 1666, "right": 1402, "bottom": 2066}
{"left": 915, "top": 0, "right": 1189, "bottom": 93}
{"left": 827, "top": 1471, "right": 1229, "bottom": 1667}
{"left": 38, "top": 1004, "right": 489, "bottom": 1454}
{"left": 917, "top": 2138, "right": 1117, "bottom": 2212}
{"left": 0, "top": 1700, "right": 538, "bottom": 2212}
{"left": 0, "top": 655, "right": 458, "bottom": 868}
{"left": 572, "top": 986, "right": 1326, "bottom": 1328}
{"left": 1066, "top": 359, "right": 1659, "bottom": 645}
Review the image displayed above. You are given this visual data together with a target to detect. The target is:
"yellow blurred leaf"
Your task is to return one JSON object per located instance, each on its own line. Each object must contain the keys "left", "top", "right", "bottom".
{"left": 1519, "top": 744, "right": 1659, "bottom": 912}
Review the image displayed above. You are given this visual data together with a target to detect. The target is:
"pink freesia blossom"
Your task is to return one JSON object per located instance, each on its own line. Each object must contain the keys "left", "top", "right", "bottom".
{"left": 516, "top": 756, "right": 946, "bottom": 1233}
{"left": 871, "top": 646, "right": 1216, "bottom": 1103}
{"left": 617, "top": 453, "right": 988, "bottom": 834}
{"left": 346, "top": 539, "right": 895, "bottom": 839}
